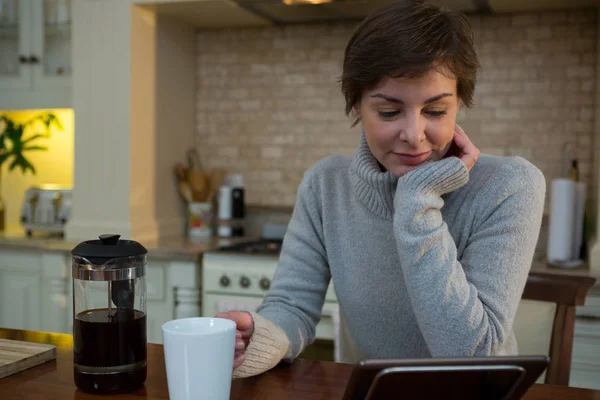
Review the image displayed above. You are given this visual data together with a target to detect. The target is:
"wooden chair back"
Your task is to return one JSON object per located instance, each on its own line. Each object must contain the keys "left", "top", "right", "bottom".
{"left": 516, "top": 272, "right": 596, "bottom": 386}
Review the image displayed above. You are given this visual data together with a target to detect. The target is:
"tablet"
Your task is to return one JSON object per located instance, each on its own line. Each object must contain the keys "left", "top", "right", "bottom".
{"left": 341, "top": 355, "right": 549, "bottom": 400}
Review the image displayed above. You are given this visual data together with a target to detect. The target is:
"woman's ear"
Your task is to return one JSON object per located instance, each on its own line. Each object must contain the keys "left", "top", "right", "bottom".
{"left": 352, "top": 105, "right": 361, "bottom": 118}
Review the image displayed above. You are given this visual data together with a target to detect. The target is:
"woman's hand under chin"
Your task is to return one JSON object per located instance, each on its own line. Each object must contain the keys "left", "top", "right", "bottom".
{"left": 445, "top": 124, "right": 480, "bottom": 171}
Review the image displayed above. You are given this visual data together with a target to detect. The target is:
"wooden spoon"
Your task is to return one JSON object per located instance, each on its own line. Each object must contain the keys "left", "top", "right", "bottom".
{"left": 206, "top": 168, "right": 228, "bottom": 202}
{"left": 186, "top": 149, "right": 209, "bottom": 202}
{"left": 188, "top": 169, "right": 209, "bottom": 202}
{"left": 178, "top": 182, "right": 193, "bottom": 204}
{"left": 174, "top": 163, "right": 188, "bottom": 183}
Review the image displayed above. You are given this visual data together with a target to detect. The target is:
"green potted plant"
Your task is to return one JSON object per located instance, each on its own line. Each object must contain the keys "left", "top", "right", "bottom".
{"left": 0, "top": 112, "right": 63, "bottom": 232}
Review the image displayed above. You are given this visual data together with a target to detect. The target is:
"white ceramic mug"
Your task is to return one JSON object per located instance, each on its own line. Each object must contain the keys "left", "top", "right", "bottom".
{"left": 162, "top": 317, "right": 236, "bottom": 400}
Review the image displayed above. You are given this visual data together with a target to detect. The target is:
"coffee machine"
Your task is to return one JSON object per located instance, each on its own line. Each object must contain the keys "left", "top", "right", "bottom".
{"left": 71, "top": 234, "right": 148, "bottom": 394}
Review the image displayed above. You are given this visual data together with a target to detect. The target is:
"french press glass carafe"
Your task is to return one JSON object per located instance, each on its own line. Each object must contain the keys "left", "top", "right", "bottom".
{"left": 71, "top": 234, "right": 148, "bottom": 394}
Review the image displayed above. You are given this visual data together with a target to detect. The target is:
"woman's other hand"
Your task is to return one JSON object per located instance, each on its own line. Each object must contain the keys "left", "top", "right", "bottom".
{"left": 215, "top": 311, "right": 255, "bottom": 368}
{"left": 449, "top": 124, "right": 480, "bottom": 171}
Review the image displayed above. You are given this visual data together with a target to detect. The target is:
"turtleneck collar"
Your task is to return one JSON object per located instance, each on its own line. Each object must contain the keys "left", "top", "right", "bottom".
{"left": 349, "top": 132, "right": 398, "bottom": 220}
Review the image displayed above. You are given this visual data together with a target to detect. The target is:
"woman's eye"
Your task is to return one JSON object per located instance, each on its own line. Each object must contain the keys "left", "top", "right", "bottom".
{"left": 425, "top": 110, "right": 447, "bottom": 118}
{"left": 378, "top": 111, "right": 400, "bottom": 119}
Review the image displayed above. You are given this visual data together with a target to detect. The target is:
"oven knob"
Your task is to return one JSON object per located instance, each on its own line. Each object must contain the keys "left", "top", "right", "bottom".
{"left": 240, "top": 276, "right": 250, "bottom": 288}
{"left": 219, "top": 275, "right": 230, "bottom": 287}
{"left": 259, "top": 278, "right": 271, "bottom": 291}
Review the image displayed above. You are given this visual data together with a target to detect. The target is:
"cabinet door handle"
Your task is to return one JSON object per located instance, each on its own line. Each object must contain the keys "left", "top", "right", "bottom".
{"left": 19, "top": 55, "right": 29, "bottom": 64}
{"left": 28, "top": 55, "right": 40, "bottom": 64}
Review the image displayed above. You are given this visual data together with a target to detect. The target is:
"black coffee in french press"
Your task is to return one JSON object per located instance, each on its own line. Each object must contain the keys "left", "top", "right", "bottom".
{"left": 71, "top": 234, "right": 148, "bottom": 394}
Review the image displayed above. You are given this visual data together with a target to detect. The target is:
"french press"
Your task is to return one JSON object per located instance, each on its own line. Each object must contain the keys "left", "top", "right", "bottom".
{"left": 71, "top": 234, "right": 148, "bottom": 394}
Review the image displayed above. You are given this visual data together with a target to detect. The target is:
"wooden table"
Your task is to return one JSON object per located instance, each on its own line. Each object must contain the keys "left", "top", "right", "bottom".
{"left": 1, "top": 328, "right": 600, "bottom": 399}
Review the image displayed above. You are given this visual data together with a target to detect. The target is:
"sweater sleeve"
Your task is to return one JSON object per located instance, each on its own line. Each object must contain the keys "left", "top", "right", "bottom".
{"left": 393, "top": 156, "right": 546, "bottom": 357}
{"left": 254, "top": 172, "right": 331, "bottom": 359}
{"left": 232, "top": 313, "right": 290, "bottom": 379}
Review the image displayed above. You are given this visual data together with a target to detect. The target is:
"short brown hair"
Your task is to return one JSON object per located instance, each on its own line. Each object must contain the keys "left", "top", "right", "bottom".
{"left": 341, "top": 0, "right": 479, "bottom": 126}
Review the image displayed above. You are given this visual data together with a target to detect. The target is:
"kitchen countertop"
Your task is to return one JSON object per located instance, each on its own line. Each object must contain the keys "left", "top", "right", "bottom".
{"left": 531, "top": 258, "right": 599, "bottom": 281}
{"left": 0, "top": 230, "right": 257, "bottom": 262}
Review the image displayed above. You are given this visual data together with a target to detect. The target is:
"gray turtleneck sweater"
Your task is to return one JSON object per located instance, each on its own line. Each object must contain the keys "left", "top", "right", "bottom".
{"left": 235, "top": 134, "right": 545, "bottom": 377}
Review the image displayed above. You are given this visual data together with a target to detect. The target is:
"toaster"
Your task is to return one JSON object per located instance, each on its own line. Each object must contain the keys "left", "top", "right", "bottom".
{"left": 20, "top": 185, "right": 73, "bottom": 237}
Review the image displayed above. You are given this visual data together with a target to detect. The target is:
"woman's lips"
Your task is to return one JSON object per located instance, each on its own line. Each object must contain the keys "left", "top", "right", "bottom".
{"left": 393, "top": 151, "right": 432, "bottom": 165}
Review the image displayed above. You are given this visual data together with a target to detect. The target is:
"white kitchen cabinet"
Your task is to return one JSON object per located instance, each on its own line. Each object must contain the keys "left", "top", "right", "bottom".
{"left": 146, "top": 259, "right": 202, "bottom": 344}
{"left": 0, "top": 0, "right": 72, "bottom": 110}
{"left": 0, "top": 251, "right": 42, "bottom": 331}
{"left": 0, "top": 0, "right": 31, "bottom": 91}
{"left": 0, "top": 249, "right": 70, "bottom": 333}
{"left": 146, "top": 260, "right": 170, "bottom": 344}
{"left": 40, "top": 252, "right": 70, "bottom": 333}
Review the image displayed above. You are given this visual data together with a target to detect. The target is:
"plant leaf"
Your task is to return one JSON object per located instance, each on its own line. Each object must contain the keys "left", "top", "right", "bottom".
{"left": 7, "top": 156, "right": 18, "bottom": 171}
{"left": 24, "top": 112, "right": 63, "bottom": 132}
{"left": 24, "top": 145, "right": 48, "bottom": 151}
{"left": 7, "top": 123, "right": 23, "bottom": 143}
{"left": 1, "top": 112, "right": 61, "bottom": 175}
{"left": 0, "top": 152, "right": 11, "bottom": 166}
{"left": 23, "top": 156, "right": 36, "bottom": 175}
{"left": 48, "top": 113, "right": 64, "bottom": 130}
{"left": 9, "top": 154, "right": 36, "bottom": 175}
{"left": 21, "top": 133, "right": 48, "bottom": 144}
{"left": 0, "top": 116, "right": 8, "bottom": 135}
{"left": 24, "top": 114, "right": 46, "bottom": 128}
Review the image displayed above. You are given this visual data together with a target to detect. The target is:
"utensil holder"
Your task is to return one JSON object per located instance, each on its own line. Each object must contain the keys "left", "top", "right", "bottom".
{"left": 188, "top": 202, "right": 213, "bottom": 238}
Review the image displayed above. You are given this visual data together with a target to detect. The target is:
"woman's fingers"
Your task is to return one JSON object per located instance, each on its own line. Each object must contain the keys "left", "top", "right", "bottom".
{"left": 235, "top": 339, "right": 245, "bottom": 351}
{"left": 232, "top": 330, "right": 248, "bottom": 369}
{"left": 216, "top": 311, "right": 254, "bottom": 340}
{"left": 214, "top": 312, "right": 252, "bottom": 369}
{"left": 233, "top": 353, "right": 246, "bottom": 369}
{"left": 453, "top": 125, "right": 480, "bottom": 171}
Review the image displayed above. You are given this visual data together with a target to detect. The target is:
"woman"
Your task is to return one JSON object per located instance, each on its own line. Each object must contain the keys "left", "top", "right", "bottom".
{"left": 217, "top": 0, "right": 546, "bottom": 379}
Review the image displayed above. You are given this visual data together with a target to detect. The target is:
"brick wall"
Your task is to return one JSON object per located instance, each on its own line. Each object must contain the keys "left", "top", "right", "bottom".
{"left": 196, "top": 9, "right": 597, "bottom": 211}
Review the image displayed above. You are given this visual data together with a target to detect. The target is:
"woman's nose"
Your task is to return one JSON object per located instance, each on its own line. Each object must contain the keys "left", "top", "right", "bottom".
{"left": 398, "top": 114, "right": 426, "bottom": 147}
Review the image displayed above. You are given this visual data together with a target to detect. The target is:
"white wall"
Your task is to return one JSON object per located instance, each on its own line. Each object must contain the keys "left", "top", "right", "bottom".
{"left": 67, "top": 0, "right": 195, "bottom": 242}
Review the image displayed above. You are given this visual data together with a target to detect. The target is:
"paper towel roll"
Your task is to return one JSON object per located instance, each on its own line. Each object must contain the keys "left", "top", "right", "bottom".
{"left": 572, "top": 182, "right": 587, "bottom": 260}
{"left": 547, "top": 179, "right": 577, "bottom": 263}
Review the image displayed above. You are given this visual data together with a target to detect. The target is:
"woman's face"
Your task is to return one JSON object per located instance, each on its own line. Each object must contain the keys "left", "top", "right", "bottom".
{"left": 356, "top": 70, "right": 460, "bottom": 177}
